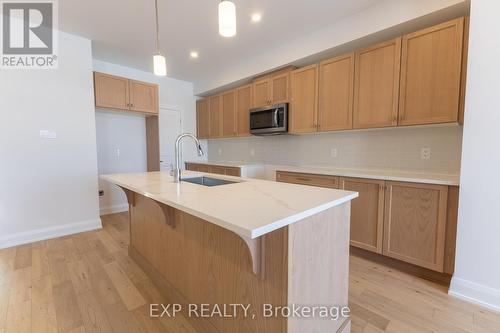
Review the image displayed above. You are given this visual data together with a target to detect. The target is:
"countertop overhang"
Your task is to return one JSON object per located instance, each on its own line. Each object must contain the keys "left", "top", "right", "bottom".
{"left": 101, "top": 171, "right": 358, "bottom": 239}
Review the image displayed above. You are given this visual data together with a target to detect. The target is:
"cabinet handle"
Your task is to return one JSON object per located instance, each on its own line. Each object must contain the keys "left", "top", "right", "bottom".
{"left": 296, "top": 177, "right": 312, "bottom": 182}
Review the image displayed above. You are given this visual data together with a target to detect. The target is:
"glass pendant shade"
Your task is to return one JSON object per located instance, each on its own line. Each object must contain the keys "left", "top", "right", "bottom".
{"left": 153, "top": 54, "right": 167, "bottom": 76}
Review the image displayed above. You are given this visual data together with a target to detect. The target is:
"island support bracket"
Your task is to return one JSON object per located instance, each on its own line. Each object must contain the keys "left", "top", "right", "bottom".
{"left": 241, "top": 235, "right": 266, "bottom": 280}
{"left": 118, "top": 186, "right": 135, "bottom": 207}
{"left": 153, "top": 200, "right": 176, "bottom": 228}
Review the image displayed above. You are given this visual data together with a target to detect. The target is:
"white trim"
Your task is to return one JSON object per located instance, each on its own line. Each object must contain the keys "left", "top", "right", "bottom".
{"left": 449, "top": 277, "right": 500, "bottom": 313}
{"left": 0, "top": 218, "right": 102, "bottom": 249}
{"left": 99, "top": 203, "right": 129, "bottom": 216}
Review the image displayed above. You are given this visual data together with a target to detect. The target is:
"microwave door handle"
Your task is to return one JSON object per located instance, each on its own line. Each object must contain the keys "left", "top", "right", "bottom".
{"left": 273, "top": 109, "right": 279, "bottom": 127}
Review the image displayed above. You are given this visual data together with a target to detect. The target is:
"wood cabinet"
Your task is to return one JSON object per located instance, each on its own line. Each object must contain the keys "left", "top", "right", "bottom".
{"left": 276, "top": 171, "right": 339, "bottom": 189}
{"left": 196, "top": 98, "right": 210, "bottom": 139}
{"left": 399, "top": 18, "right": 465, "bottom": 126}
{"left": 221, "top": 90, "right": 237, "bottom": 137}
{"left": 353, "top": 38, "right": 401, "bottom": 129}
{"left": 209, "top": 95, "right": 223, "bottom": 138}
{"left": 289, "top": 64, "right": 319, "bottom": 134}
{"left": 236, "top": 84, "right": 252, "bottom": 137}
{"left": 94, "top": 72, "right": 159, "bottom": 114}
{"left": 383, "top": 181, "right": 448, "bottom": 272}
{"left": 185, "top": 163, "right": 241, "bottom": 177}
{"left": 341, "top": 177, "right": 385, "bottom": 254}
{"left": 252, "top": 69, "right": 292, "bottom": 107}
{"left": 129, "top": 80, "right": 159, "bottom": 113}
{"left": 318, "top": 53, "right": 355, "bottom": 131}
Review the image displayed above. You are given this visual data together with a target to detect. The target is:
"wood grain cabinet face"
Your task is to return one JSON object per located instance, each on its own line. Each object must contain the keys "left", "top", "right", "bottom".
{"left": 353, "top": 38, "right": 402, "bottom": 129}
{"left": 94, "top": 72, "right": 130, "bottom": 110}
{"left": 276, "top": 171, "right": 339, "bottom": 189}
{"left": 270, "top": 72, "right": 290, "bottom": 104}
{"left": 222, "top": 90, "right": 238, "bottom": 137}
{"left": 209, "top": 95, "right": 223, "bottom": 138}
{"left": 383, "top": 181, "right": 448, "bottom": 272}
{"left": 318, "top": 53, "right": 355, "bottom": 131}
{"left": 196, "top": 98, "right": 210, "bottom": 139}
{"left": 129, "top": 80, "right": 159, "bottom": 114}
{"left": 342, "top": 177, "right": 385, "bottom": 254}
{"left": 236, "top": 84, "right": 252, "bottom": 136}
{"left": 399, "top": 18, "right": 464, "bottom": 126}
{"left": 290, "top": 64, "right": 319, "bottom": 134}
{"left": 252, "top": 78, "right": 270, "bottom": 108}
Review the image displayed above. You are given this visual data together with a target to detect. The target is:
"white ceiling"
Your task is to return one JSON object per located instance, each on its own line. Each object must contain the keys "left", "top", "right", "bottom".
{"left": 59, "top": 0, "right": 380, "bottom": 84}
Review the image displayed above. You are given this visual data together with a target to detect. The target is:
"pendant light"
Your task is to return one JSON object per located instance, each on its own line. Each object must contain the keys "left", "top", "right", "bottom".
{"left": 153, "top": 0, "right": 167, "bottom": 76}
{"left": 218, "top": 0, "right": 236, "bottom": 37}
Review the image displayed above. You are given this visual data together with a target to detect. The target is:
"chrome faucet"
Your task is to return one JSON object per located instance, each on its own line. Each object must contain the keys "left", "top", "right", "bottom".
{"left": 173, "top": 133, "right": 204, "bottom": 183}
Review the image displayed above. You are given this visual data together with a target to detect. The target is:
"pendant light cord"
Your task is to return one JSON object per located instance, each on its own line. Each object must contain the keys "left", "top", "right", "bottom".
{"left": 154, "top": 0, "right": 160, "bottom": 55}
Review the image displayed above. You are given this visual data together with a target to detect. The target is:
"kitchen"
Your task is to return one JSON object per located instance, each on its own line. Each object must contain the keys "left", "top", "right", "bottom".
{"left": 1, "top": 1, "right": 500, "bottom": 333}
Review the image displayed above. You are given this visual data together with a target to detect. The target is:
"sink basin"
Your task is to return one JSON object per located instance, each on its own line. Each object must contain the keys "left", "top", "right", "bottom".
{"left": 181, "top": 176, "right": 239, "bottom": 187}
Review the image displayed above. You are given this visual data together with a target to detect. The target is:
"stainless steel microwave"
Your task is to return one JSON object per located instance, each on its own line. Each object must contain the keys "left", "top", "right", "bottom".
{"left": 249, "top": 103, "right": 288, "bottom": 135}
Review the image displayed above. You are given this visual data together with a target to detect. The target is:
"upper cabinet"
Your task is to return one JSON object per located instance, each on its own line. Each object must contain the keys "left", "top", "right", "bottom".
{"left": 196, "top": 98, "right": 210, "bottom": 139}
{"left": 399, "top": 18, "right": 465, "bottom": 126}
{"left": 94, "top": 72, "right": 159, "bottom": 114}
{"left": 222, "top": 90, "right": 237, "bottom": 137}
{"left": 236, "top": 84, "right": 252, "bottom": 137}
{"left": 252, "top": 69, "right": 292, "bottom": 108}
{"left": 353, "top": 38, "right": 401, "bottom": 129}
{"left": 318, "top": 53, "right": 355, "bottom": 131}
{"left": 209, "top": 95, "right": 223, "bottom": 138}
{"left": 290, "top": 64, "right": 319, "bottom": 134}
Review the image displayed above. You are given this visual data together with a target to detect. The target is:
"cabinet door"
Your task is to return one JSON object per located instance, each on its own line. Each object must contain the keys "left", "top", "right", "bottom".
{"left": 353, "top": 38, "right": 401, "bottom": 129}
{"left": 318, "top": 53, "right": 355, "bottom": 131}
{"left": 252, "top": 78, "right": 270, "bottom": 108}
{"left": 270, "top": 72, "right": 289, "bottom": 104}
{"left": 383, "top": 181, "right": 448, "bottom": 272}
{"left": 399, "top": 18, "right": 464, "bottom": 125}
{"left": 94, "top": 72, "right": 129, "bottom": 110}
{"left": 196, "top": 98, "right": 210, "bottom": 139}
{"left": 209, "top": 95, "right": 223, "bottom": 138}
{"left": 222, "top": 90, "right": 237, "bottom": 137}
{"left": 129, "top": 80, "right": 159, "bottom": 114}
{"left": 236, "top": 84, "right": 252, "bottom": 136}
{"left": 341, "top": 177, "right": 385, "bottom": 254}
{"left": 289, "top": 64, "right": 319, "bottom": 134}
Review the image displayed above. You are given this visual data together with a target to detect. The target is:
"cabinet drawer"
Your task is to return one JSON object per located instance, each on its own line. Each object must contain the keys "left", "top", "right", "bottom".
{"left": 208, "top": 166, "right": 227, "bottom": 175}
{"left": 225, "top": 167, "right": 241, "bottom": 177}
{"left": 276, "top": 171, "right": 340, "bottom": 189}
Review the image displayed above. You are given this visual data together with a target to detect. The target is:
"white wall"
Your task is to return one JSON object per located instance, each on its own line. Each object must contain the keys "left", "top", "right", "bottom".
{"left": 450, "top": 0, "right": 500, "bottom": 312}
{"left": 0, "top": 32, "right": 100, "bottom": 248}
{"left": 208, "top": 126, "right": 463, "bottom": 175}
{"left": 93, "top": 60, "right": 203, "bottom": 214}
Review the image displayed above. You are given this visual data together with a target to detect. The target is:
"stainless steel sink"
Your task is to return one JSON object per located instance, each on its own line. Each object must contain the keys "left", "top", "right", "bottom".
{"left": 181, "top": 176, "right": 238, "bottom": 187}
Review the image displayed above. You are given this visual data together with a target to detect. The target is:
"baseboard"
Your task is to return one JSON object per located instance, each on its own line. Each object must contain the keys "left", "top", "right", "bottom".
{"left": 99, "top": 203, "right": 129, "bottom": 216}
{"left": 449, "top": 276, "right": 500, "bottom": 312}
{"left": 0, "top": 218, "right": 102, "bottom": 249}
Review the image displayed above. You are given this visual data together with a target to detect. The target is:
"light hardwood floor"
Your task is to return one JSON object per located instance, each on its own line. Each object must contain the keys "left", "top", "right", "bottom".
{"left": 0, "top": 212, "right": 499, "bottom": 333}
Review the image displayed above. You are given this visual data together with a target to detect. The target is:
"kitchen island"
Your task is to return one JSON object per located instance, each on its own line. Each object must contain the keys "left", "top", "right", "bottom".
{"left": 101, "top": 171, "right": 357, "bottom": 333}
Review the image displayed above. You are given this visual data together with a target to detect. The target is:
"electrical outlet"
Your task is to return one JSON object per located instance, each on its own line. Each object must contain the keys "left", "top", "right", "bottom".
{"left": 330, "top": 148, "right": 338, "bottom": 158}
{"left": 218, "top": 148, "right": 222, "bottom": 156}
{"left": 420, "top": 148, "right": 431, "bottom": 160}
{"left": 115, "top": 148, "right": 120, "bottom": 158}
{"left": 250, "top": 148, "right": 255, "bottom": 156}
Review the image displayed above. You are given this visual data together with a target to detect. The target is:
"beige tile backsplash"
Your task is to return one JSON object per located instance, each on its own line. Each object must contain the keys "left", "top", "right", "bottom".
{"left": 207, "top": 125, "right": 463, "bottom": 174}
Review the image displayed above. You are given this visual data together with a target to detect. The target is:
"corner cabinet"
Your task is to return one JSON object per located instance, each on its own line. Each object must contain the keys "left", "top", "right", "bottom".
{"left": 353, "top": 38, "right": 401, "bottom": 129}
{"left": 196, "top": 98, "right": 210, "bottom": 139}
{"left": 94, "top": 72, "right": 158, "bottom": 114}
{"left": 399, "top": 18, "right": 465, "bottom": 126}
{"left": 383, "top": 181, "right": 448, "bottom": 272}
{"left": 341, "top": 177, "right": 385, "bottom": 254}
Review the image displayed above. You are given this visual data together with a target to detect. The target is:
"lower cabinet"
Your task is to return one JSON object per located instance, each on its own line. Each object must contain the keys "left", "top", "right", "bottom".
{"left": 383, "top": 181, "right": 448, "bottom": 272}
{"left": 341, "top": 177, "right": 385, "bottom": 254}
{"left": 277, "top": 171, "right": 457, "bottom": 273}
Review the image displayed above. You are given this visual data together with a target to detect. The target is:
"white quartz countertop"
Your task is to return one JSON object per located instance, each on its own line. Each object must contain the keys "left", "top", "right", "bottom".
{"left": 273, "top": 165, "right": 460, "bottom": 186}
{"left": 101, "top": 171, "right": 358, "bottom": 239}
{"left": 189, "top": 161, "right": 460, "bottom": 186}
